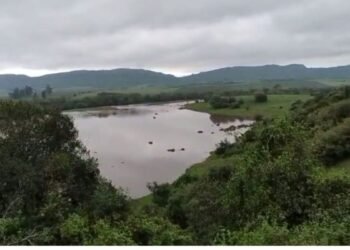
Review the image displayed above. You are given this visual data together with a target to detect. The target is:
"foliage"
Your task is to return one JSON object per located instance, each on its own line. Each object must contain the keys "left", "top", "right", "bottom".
{"left": 147, "top": 182, "right": 171, "bottom": 207}
{"left": 39, "top": 91, "right": 207, "bottom": 111}
{"left": 313, "top": 118, "right": 350, "bottom": 165}
{"left": 209, "top": 96, "right": 238, "bottom": 109}
{"left": 0, "top": 100, "right": 190, "bottom": 245}
{"left": 254, "top": 92, "right": 268, "bottom": 103}
{"left": 9, "top": 86, "right": 33, "bottom": 99}
{"left": 147, "top": 108, "right": 350, "bottom": 244}
{"left": 127, "top": 214, "right": 193, "bottom": 245}
{"left": 187, "top": 94, "right": 311, "bottom": 119}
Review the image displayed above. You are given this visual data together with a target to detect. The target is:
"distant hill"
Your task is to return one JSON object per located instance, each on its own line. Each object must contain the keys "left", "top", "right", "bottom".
{"left": 180, "top": 64, "right": 350, "bottom": 83}
{"left": 2, "top": 64, "right": 350, "bottom": 91}
{"left": 0, "top": 69, "right": 177, "bottom": 90}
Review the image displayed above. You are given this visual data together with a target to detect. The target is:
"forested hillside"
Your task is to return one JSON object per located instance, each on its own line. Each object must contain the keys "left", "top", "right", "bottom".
{"left": 1, "top": 87, "right": 350, "bottom": 245}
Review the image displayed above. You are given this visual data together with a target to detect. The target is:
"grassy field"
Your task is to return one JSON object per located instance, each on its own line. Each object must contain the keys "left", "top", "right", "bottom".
{"left": 68, "top": 85, "right": 178, "bottom": 100}
{"left": 316, "top": 79, "right": 350, "bottom": 87}
{"left": 187, "top": 94, "right": 312, "bottom": 119}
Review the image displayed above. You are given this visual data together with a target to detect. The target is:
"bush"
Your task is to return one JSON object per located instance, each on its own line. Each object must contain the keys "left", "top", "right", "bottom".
{"left": 254, "top": 114, "right": 263, "bottom": 121}
{"left": 238, "top": 99, "right": 244, "bottom": 105}
{"left": 214, "top": 221, "right": 290, "bottom": 245}
{"left": 209, "top": 96, "right": 238, "bottom": 109}
{"left": 313, "top": 118, "right": 350, "bottom": 165}
{"left": 208, "top": 166, "right": 233, "bottom": 182}
{"left": 147, "top": 182, "right": 171, "bottom": 207}
{"left": 215, "top": 139, "right": 242, "bottom": 157}
{"left": 215, "top": 139, "right": 233, "bottom": 155}
{"left": 88, "top": 180, "right": 129, "bottom": 220}
{"left": 230, "top": 102, "right": 241, "bottom": 109}
{"left": 255, "top": 93, "right": 268, "bottom": 103}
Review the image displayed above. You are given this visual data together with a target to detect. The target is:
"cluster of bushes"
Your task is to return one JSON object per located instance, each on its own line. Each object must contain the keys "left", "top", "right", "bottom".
{"left": 145, "top": 116, "right": 350, "bottom": 245}
{"left": 208, "top": 92, "right": 268, "bottom": 110}
{"left": 291, "top": 87, "right": 350, "bottom": 165}
{"left": 9, "top": 85, "right": 53, "bottom": 99}
{"left": 209, "top": 96, "right": 244, "bottom": 109}
{"left": 8, "top": 85, "right": 34, "bottom": 99}
{"left": 214, "top": 139, "right": 242, "bottom": 157}
{"left": 254, "top": 92, "right": 268, "bottom": 103}
{"left": 313, "top": 118, "right": 350, "bottom": 165}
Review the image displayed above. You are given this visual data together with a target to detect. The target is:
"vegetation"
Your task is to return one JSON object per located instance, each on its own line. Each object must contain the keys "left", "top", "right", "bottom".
{"left": 2, "top": 86, "right": 350, "bottom": 245}
{"left": 0, "top": 101, "right": 188, "bottom": 245}
{"left": 9, "top": 86, "right": 34, "bottom": 99}
{"left": 36, "top": 91, "right": 206, "bottom": 111}
{"left": 188, "top": 94, "right": 312, "bottom": 119}
{"left": 8, "top": 85, "right": 53, "bottom": 100}
{"left": 41, "top": 85, "right": 53, "bottom": 99}
{"left": 140, "top": 87, "right": 350, "bottom": 245}
{"left": 254, "top": 92, "right": 268, "bottom": 103}
{"left": 209, "top": 96, "right": 242, "bottom": 109}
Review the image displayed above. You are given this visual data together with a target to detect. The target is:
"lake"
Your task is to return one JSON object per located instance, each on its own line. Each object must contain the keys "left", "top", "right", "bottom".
{"left": 66, "top": 101, "right": 254, "bottom": 198}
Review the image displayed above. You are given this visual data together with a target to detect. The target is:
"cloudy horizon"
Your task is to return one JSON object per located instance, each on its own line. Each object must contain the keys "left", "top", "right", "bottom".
{"left": 1, "top": 0, "right": 350, "bottom": 76}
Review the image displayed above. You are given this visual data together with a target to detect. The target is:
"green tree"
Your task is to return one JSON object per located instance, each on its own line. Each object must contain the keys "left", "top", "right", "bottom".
{"left": 254, "top": 92, "right": 268, "bottom": 103}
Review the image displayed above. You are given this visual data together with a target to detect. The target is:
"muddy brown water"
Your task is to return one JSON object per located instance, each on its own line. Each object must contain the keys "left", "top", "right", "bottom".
{"left": 66, "top": 101, "right": 254, "bottom": 198}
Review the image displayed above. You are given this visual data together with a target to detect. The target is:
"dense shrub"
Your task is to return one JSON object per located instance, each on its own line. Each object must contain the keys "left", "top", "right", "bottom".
{"left": 209, "top": 96, "right": 234, "bottom": 109}
{"left": 215, "top": 139, "right": 233, "bottom": 155}
{"left": 313, "top": 118, "right": 350, "bottom": 165}
{"left": 147, "top": 182, "right": 171, "bottom": 207}
{"left": 254, "top": 92, "right": 268, "bottom": 103}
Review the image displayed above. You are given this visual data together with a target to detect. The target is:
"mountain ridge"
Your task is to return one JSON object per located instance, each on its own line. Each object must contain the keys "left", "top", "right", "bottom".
{"left": 2, "top": 64, "right": 350, "bottom": 90}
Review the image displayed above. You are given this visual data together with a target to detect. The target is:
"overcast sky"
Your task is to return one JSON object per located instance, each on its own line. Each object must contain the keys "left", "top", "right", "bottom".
{"left": 1, "top": 0, "right": 350, "bottom": 76}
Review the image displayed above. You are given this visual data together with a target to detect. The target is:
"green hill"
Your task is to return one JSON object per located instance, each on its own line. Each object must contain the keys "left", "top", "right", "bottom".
{"left": 3, "top": 64, "right": 350, "bottom": 94}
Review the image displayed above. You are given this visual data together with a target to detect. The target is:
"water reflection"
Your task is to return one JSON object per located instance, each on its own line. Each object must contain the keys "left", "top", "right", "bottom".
{"left": 66, "top": 102, "right": 254, "bottom": 198}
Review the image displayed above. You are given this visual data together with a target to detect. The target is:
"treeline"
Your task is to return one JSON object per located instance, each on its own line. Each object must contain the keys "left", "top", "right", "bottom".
{"left": 209, "top": 92, "right": 268, "bottom": 109}
{"left": 9, "top": 85, "right": 53, "bottom": 99}
{"left": 37, "top": 86, "right": 327, "bottom": 111}
{"left": 9, "top": 86, "right": 34, "bottom": 99}
{"left": 38, "top": 91, "right": 210, "bottom": 111}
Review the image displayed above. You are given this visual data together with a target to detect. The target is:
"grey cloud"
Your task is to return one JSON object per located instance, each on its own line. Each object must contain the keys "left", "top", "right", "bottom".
{"left": 0, "top": 0, "right": 349, "bottom": 75}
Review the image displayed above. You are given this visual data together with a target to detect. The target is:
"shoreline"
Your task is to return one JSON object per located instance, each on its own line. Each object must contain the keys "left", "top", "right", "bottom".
{"left": 132, "top": 105, "right": 253, "bottom": 207}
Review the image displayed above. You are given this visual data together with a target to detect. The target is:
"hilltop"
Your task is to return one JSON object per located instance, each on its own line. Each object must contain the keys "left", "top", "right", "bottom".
{"left": 2, "top": 64, "right": 350, "bottom": 93}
